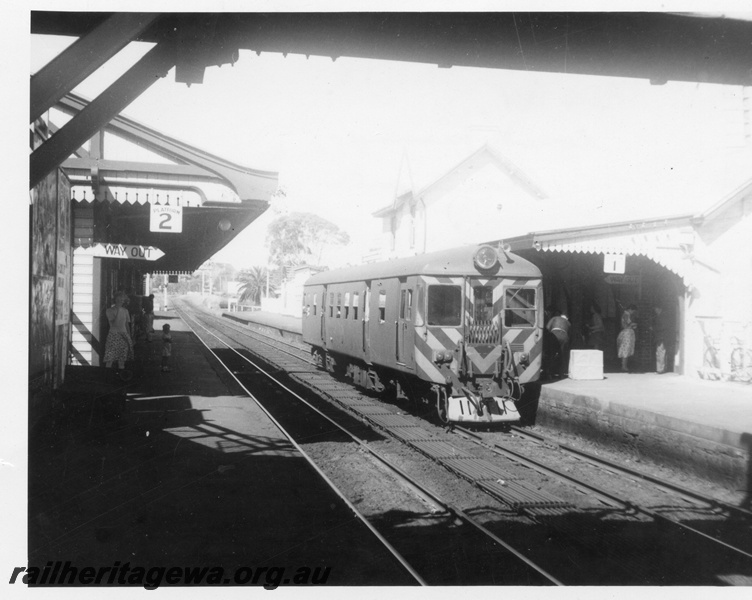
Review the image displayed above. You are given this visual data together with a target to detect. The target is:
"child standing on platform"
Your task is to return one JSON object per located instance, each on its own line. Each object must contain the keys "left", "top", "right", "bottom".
{"left": 161, "top": 323, "right": 172, "bottom": 372}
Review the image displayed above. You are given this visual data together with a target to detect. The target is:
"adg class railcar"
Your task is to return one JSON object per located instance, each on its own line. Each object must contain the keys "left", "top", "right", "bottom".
{"left": 301, "top": 244, "right": 543, "bottom": 424}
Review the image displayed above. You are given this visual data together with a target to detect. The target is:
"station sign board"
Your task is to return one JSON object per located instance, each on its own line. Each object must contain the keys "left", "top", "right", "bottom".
{"left": 604, "top": 274, "right": 640, "bottom": 286}
{"left": 78, "top": 243, "right": 165, "bottom": 261}
{"left": 150, "top": 204, "right": 183, "bottom": 233}
{"left": 603, "top": 253, "right": 626, "bottom": 274}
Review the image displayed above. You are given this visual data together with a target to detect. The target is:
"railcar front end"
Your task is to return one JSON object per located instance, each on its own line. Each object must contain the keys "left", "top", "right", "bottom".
{"left": 302, "top": 244, "right": 543, "bottom": 425}
{"left": 414, "top": 249, "right": 542, "bottom": 424}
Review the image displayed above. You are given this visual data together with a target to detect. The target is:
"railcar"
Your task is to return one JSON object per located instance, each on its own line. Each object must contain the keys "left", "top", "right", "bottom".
{"left": 302, "top": 244, "right": 543, "bottom": 424}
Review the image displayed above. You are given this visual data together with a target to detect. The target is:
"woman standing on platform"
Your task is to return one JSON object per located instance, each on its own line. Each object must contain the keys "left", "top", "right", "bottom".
{"left": 103, "top": 291, "right": 134, "bottom": 378}
{"left": 617, "top": 304, "right": 638, "bottom": 372}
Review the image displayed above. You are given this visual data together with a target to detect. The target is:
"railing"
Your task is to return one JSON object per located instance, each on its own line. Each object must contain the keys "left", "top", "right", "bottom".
{"left": 466, "top": 321, "right": 501, "bottom": 345}
{"left": 697, "top": 319, "right": 752, "bottom": 383}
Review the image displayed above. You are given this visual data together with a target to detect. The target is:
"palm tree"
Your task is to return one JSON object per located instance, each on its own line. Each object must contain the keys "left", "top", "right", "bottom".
{"left": 237, "top": 266, "right": 276, "bottom": 306}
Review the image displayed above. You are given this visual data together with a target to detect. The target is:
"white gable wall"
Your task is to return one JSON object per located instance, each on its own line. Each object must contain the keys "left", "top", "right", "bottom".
{"left": 382, "top": 156, "right": 545, "bottom": 258}
{"left": 686, "top": 196, "right": 752, "bottom": 379}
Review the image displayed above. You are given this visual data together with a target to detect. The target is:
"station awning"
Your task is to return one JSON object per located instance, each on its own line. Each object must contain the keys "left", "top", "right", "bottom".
{"left": 73, "top": 199, "right": 264, "bottom": 273}
{"left": 503, "top": 216, "right": 700, "bottom": 284}
{"left": 50, "top": 92, "right": 279, "bottom": 274}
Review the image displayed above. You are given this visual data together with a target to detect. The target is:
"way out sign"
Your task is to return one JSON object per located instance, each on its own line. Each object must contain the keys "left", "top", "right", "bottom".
{"left": 83, "top": 243, "right": 165, "bottom": 261}
{"left": 150, "top": 204, "right": 183, "bottom": 233}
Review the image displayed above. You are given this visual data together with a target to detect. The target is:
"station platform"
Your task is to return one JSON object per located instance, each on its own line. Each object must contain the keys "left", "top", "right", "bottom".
{"left": 226, "top": 310, "right": 752, "bottom": 496}
{"left": 27, "top": 312, "right": 417, "bottom": 587}
{"left": 223, "top": 308, "right": 304, "bottom": 343}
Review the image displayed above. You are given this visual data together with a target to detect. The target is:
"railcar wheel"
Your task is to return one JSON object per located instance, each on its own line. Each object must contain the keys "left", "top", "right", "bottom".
{"left": 312, "top": 348, "right": 325, "bottom": 370}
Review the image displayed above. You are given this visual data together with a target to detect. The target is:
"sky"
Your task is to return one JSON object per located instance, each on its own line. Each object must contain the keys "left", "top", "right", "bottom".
{"left": 28, "top": 7, "right": 752, "bottom": 271}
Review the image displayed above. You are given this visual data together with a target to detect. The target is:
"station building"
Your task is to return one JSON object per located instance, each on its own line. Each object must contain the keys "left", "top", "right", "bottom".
{"left": 29, "top": 98, "right": 278, "bottom": 412}
{"left": 371, "top": 143, "right": 752, "bottom": 380}
{"left": 503, "top": 180, "right": 752, "bottom": 378}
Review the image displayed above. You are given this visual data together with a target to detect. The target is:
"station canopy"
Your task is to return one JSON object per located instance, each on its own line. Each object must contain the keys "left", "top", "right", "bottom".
{"left": 52, "top": 93, "right": 278, "bottom": 274}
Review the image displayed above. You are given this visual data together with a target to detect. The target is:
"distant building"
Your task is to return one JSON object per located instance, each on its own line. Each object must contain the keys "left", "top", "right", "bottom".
{"left": 369, "top": 143, "right": 549, "bottom": 261}
{"left": 265, "top": 265, "right": 327, "bottom": 317}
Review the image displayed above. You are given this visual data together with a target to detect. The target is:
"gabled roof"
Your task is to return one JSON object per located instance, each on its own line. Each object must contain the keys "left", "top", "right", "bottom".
{"left": 373, "top": 142, "right": 548, "bottom": 217}
{"left": 58, "top": 92, "right": 278, "bottom": 203}
{"left": 695, "top": 178, "right": 752, "bottom": 224}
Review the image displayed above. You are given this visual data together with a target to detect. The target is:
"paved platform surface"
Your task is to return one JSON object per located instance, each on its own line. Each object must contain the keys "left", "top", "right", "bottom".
{"left": 229, "top": 311, "right": 752, "bottom": 493}
{"left": 27, "top": 312, "right": 417, "bottom": 587}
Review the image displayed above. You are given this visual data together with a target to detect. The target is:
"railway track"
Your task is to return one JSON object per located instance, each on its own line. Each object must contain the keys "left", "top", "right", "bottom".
{"left": 173, "top": 300, "right": 752, "bottom": 585}
{"left": 174, "top": 300, "right": 561, "bottom": 585}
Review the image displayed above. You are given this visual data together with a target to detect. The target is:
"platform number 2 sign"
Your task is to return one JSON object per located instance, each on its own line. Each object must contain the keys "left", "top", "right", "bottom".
{"left": 150, "top": 205, "right": 183, "bottom": 233}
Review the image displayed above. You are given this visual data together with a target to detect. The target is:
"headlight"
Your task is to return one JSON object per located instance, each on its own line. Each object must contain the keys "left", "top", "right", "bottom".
{"left": 433, "top": 350, "right": 452, "bottom": 363}
{"left": 473, "top": 245, "right": 499, "bottom": 270}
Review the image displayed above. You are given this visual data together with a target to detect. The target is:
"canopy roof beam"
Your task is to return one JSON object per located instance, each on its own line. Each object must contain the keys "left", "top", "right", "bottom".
{"left": 30, "top": 13, "right": 159, "bottom": 122}
{"left": 30, "top": 41, "right": 177, "bottom": 189}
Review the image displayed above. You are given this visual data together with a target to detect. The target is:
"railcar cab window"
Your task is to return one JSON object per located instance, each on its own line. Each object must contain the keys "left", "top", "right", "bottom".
{"left": 473, "top": 286, "right": 494, "bottom": 323}
{"left": 427, "top": 285, "right": 462, "bottom": 327}
{"left": 504, "top": 287, "right": 536, "bottom": 327}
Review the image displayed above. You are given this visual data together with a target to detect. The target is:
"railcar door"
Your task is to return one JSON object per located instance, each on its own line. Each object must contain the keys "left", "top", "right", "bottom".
{"left": 363, "top": 284, "right": 371, "bottom": 362}
{"left": 396, "top": 281, "right": 415, "bottom": 369}
{"left": 320, "top": 288, "right": 328, "bottom": 347}
{"left": 368, "top": 278, "right": 400, "bottom": 368}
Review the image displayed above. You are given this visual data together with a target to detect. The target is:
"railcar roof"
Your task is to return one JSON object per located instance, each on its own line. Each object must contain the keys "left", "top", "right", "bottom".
{"left": 305, "top": 245, "right": 541, "bottom": 286}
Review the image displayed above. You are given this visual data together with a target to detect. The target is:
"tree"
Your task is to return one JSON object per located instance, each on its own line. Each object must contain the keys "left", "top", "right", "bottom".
{"left": 266, "top": 212, "right": 350, "bottom": 269}
{"left": 236, "top": 266, "right": 280, "bottom": 306}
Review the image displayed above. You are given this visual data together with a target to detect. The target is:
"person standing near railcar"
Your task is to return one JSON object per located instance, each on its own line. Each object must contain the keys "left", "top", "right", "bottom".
{"left": 587, "top": 303, "right": 605, "bottom": 351}
{"left": 103, "top": 291, "right": 134, "bottom": 379}
{"left": 546, "top": 309, "right": 571, "bottom": 378}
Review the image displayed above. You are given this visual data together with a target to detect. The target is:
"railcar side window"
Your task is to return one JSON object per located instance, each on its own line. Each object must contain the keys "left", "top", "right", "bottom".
{"left": 352, "top": 292, "right": 359, "bottom": 320}
{"left": 379, "top": 291, "right": 386, "bottom": 323}
{"left": 504, "top": 287, "right": 536, "bottom": 327}
{"left": 329, "top": 293, "right": 334, "bottom": 317}
{"left": 427, "top": 285, "right": 462, "bottom": 326}
{"left": 400, "top": 289, "right": 414, "bottom": 320}
{"left": 313, "top": 294, "right": 317, "bottom": 316}
{"left": 337, "top": 293, "right": 342, "bottom": 318}
{"left": 414, "top": 285, "right": 424, "bottom": 326}
{"left": 344, "top": 292, "right": 350, "bottom": 319}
